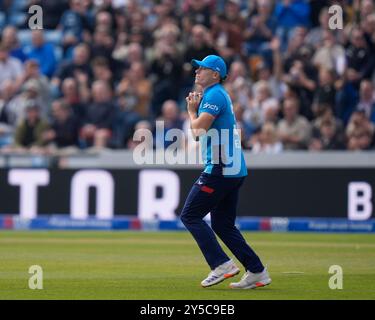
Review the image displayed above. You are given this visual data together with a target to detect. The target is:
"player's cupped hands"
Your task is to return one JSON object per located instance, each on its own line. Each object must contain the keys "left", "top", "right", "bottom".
{"left": 186, "top": 91, "right": 202, "bottom": 114}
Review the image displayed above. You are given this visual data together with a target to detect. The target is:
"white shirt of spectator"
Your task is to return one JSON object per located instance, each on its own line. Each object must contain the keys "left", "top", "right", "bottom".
{"left": 0, "top": 56, "right": 23, "bottom": 87}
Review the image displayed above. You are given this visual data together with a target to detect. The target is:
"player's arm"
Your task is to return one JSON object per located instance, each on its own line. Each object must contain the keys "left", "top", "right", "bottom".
{"left": 186, "top": 91, "right": 215, "bottom": 137}
{"left": 188, "top": 112, "right": 215, "bottom": 138}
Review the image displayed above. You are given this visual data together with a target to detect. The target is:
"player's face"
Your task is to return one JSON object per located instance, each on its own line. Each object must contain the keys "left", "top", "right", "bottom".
{"left": 195, "top": 67, "right": 219, "bottom": 88}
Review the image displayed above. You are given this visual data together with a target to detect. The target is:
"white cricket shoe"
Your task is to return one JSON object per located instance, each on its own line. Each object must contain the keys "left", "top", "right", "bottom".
{"left": 229, "top": 267, "right": 271, "bottom": 289}
{"left": 201, "top": 259, "right": 240, "bottom": 288}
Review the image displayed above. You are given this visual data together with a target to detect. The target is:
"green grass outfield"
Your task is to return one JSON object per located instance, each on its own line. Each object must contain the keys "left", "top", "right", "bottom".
{"left": 0, "top": 231, "right": 374, "bottom": 300}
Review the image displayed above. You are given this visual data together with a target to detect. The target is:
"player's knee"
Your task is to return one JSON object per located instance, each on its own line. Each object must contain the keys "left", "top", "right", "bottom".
{"left": 180, "top": 208, "right": 196, "bottom": 228}
{"left": 180, "top": 211, "right": 190, "bottom": 226}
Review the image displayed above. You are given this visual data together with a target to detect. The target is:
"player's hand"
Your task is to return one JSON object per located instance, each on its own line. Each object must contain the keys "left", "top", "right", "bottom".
{"left": 186, "top": 91, "right": 202, "bottom": 114}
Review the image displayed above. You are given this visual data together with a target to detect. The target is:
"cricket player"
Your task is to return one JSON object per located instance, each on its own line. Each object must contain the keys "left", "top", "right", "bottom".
{"left": 180, "top": 55, "right": 271, "bottom": 289}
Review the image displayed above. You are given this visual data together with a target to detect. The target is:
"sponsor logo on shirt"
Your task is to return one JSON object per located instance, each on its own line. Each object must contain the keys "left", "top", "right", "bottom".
{"left": 203, "top": 102, "right": 219, "bottom": 112}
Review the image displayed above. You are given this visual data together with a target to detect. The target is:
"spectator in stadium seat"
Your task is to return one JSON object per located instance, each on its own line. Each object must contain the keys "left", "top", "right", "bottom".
{"left": 128, "top": 10, "right": 151, "bottom": 48}
{"left": 91, "top": 57, "right": 114, "bottom": 84}
{"left": 112, "top": 9, "right": 129, "bottom": 47}
{"left": 126, "top": 119, "right": 153, "bottom": 150}
{"left": 335, "top": 69, "right": 360, "bottom": 126}
{"left": 283, "top": 27, "right": 315, "bottom": 88}
{"left": 26, "top": 30, "right": 57, "bottom": 78}
{"left": 80, "top": 80, "right": 115, "bottom": 149}
{"left": 282, "top": 54, "right": 317, "bottom": 120}
{"left": 17, "top": 59, "right": 51, "bottom": 110}
{"left": 210, "top": 11, "right": 244, "bottom": 63}
{"left": 283, "top": 26, "right": 309, "bottom": 65}
{"left": 346, "top": 109, "right": 375, "bottom": 150}
{"left": 274, "top": 0, "right": 311, "bottom": 28}
{"left": 263, "top": 98, "right": 281, "bottom": 125}
{"left": 255, "top": 61, "right": 282, "bottom": 97}
{"left": 243, "top": 0, "right": 276, "bottom": 63}
{"left": 5, "top": 73, "right": 50, "bottom": 128}
{"left": 361, "top": 13, "right": 375, "bottom": 46}
{"left": 89, "top": 26, "right": 124, "bottom": 82}
{"left": 252, "top": 38, "right": 284, "bottom": 100}
{"left": 58, "top": 0, "right": 92, "bottom": 57}
{"left": 308, "top": 118, "right": 345, "bottom": 151}
{"left": 226, "top": 60, "right": 250, "bottom": 85}
{"left": 224, "top": 60, "right": 252, "bottom": 106}
{"left": 345, "top": 27, "right": 375, "bottom": 87}
{"left": 43, "top": 99, "right": 80, "bottom": 152}
{"left": 182, "top": 0, "right": 212, "bottom": 29}
{"left": 116, "top": 62, "right": 151, "bottom": 118}
{"left": 356, "top": 79, "right": 375, "bottom": 123}
{"left": 312, "top": 103, "right": 344, "bottom": 136}
{"left": 153, "top": 22, "right": 183, "bottom": 54}
{"left": 61, "top": 77, "right": 88, "bottom": 123}
{"left": 0, "top": 80, "right": 16, "bottom": 148}
{"left": 0, "top": 42, "right": 24, "bottom": 91}
{"left": 273, "top": 0, "right": 311, "bottom": 51}
{"left": 90, "top": 25, "right": 114, "bottom": 59}
{"left": 358, "top": 0, "right": 375, "bottom": 20}
{"left": 347, "top": 126, "right": 375, "bottom": 150}
{"left": 312, "top": 68, "right": 337, "bottom": 117}
{"left": 233, "top": 102, "right": 254, "bottom": 148}
{"left": 149, "top": 24, "right": 183, "bottom": 117}
{"left": 181, "top": 24, "right": 218, "bottom": 99}
{"left": 243, "top": 80, "right": 277, "bottom": 131}
{"left": 112, "top": 62, "right": 152, "bottom": 148}
{"left": 305, "top": 6, "right": 332, "bottom": 49}
{"left": 95, "top": 10, "right": 115, "bottom": 34}
{"left": 222, "top": 0, "right": 246, "bottom": 48}
{"left": 1, "top": 26, "right": 28, "bottom": 63}
{"left": 250, "top": 121, "right": 283, "bottom": 154}
{"left": 148, "top": 0, "right": 182, "bottom": 32}
{"left": 51, "top": 43, "right": 93, "bottom": 91}
{"left": 312, "top": 30, "right": 346, "bottom": 76}
{"left": 112, "top": 41, "right": 144, "bottom": 72}
{"left": 10, "top": 101, "right": 50, "bottom": 154}
{"left": 95, "top": 0, "right": 120, "bottom": 32}
{"left": 154, "top": 99, "right": 184, "bottom": 149}
{"left": 277, "top": 97, "right": 312, "bottom": 150}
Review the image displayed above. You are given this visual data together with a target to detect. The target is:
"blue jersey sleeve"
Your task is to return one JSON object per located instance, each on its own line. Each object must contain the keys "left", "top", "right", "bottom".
{"left": 199, "top": 89, "right": 225, "bottom": 117}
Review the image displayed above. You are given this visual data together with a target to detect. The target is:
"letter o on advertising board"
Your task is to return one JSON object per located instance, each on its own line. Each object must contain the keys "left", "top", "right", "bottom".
{"left": 70, "top": 170, "right": 114, "bottom": 219}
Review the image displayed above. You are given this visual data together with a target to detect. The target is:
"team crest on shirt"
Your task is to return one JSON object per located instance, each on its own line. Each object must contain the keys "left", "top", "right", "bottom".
{"left": 203, "top": 102, "right": 219, "bottom": 112}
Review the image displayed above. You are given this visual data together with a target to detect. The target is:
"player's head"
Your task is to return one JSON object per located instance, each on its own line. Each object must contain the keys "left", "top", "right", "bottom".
{"left": 191, "top": 55, "right": 227, "bottom": 88}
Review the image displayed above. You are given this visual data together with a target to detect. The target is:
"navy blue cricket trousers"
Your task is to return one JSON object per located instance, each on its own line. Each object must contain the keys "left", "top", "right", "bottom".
{"left": 180, "top": 172, "right": 264, "bottom": 272}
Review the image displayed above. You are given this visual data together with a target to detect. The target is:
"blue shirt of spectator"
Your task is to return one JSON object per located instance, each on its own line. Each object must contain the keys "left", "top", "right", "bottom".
{"left": 274, "top": 0, "right": 311, "bottom": 29}
{"left": 10, "top": 47, "right": 28, "bottom": 63}
{"left": 26, "top": 43, "right": 57, "bottom": 78}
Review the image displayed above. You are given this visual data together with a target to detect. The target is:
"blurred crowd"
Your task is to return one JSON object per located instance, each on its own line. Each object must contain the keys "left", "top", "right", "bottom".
{"left": 0, "top": 0, "right": 375, "bottom": 155}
